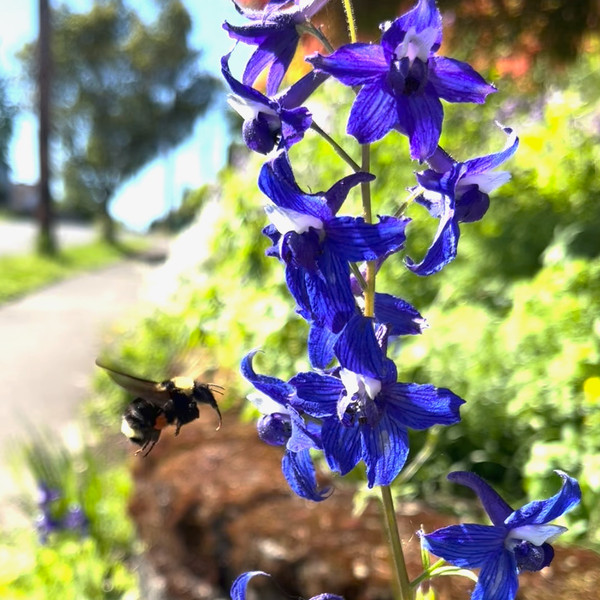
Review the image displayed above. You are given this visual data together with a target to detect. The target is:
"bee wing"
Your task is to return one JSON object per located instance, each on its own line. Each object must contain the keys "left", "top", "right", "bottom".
{"left": 95, "top": 359, "right": 171, "bottom": 405}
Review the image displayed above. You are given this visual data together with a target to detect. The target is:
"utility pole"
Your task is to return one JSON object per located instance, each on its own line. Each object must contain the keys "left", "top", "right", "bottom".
{"left": 37, "top": 0, "right": 56, "bottom": 254}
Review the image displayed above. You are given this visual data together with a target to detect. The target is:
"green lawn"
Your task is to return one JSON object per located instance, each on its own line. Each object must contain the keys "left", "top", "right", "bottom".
{"left": 0, "top": 239, "right": 148, "bottom": 304}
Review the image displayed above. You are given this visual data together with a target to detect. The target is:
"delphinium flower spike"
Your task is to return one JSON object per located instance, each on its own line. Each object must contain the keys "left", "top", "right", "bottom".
{"left": 420, "top": 470, "right": 581, "bottom": 600}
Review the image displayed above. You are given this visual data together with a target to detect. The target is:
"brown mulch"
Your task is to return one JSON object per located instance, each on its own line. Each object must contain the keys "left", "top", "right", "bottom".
{"left": 128, "top": 412, "right": 600, "bottom": 600}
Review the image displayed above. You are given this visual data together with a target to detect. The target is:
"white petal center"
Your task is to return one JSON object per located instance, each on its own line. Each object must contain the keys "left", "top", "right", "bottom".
{"left": 395, "top": 26, "right": 437, "bottom": 63}
{"left": 339, "top": 368, "right": 382, "bottom": 400}
{"left": 506, "top": 524, "right": 568, "bottom": 549}
{"left": 265, "top": 204, "right": 323, "bottom": 235}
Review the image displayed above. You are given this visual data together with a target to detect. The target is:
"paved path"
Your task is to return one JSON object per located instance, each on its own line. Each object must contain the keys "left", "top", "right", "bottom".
{"left": 0, "top": 220, "right": 96, "bottom": 256}
{"left": 0, "top": 252, "right": 165, "bottom": 526}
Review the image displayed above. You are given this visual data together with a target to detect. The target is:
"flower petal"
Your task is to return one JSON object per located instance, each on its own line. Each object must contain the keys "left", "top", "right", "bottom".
{"left": 325, "top": 215, "right": 409, "bottom": 262}
{"left": 321, "top": 417, "right": 362, "bottom": 476}
{"left": 259, "top": 152, "right": 332, "bottom": 220}
{"left": 505, "top": 470, "right": 581, "bottom": 528}
{"left": 306, "top": 44, "right": 388, "bottom": 86}
{"left": 308, "top": 322, "right": 339, "bottom": 368}
{"left": 361, "top": 413, "right": 409, "bottom": 487}
{"left": 471, "top": 549, "right": 519, "bottom": 600}
{"left": 508, "top": 524, "right": 567, "bottom": 547}
{"left": 374, "top": 293, "right": 427, "bottom": 335}
{"left": 334, "top": 314, "right": 387, "bottom": 380}
{"left": 221, "top": 52, "right": 272, "bottom": 106}
{"left": 429, "top": 57, "right": 497, "bottom": 103}
{"left": 277, "top": 70, "right": 329, "bottom": 109}
{"left": 347, "top": 82, "right": 398, "bottom": 144}
{"left": 421, "top": 524, "right": 506, "bottom": 568}
{"left": 282, "top": 449, "right": 330, "bottom": 502}
{"left": 447, "top": 471, "right": 514, "bottom": 526}
{"left": 462, "top": 125, "right": 519, "bottom": 175}
{"left": 405, "top": 199, "right": 459, "bottom": 276}
{"left": 241, "top": 350, "right": 294, "bottom": 405}
{"left": 396, "top": 88, "right": 443, "bottom": 160}
{"left": 230, "top": 571, "right": 271, "bottom": 600}
{"left": 324, "top": 171, "right": 375, "bottom": 216}
{"left": 279, "top": 106, "right": 313, "bottom": 149}
{"left": 382, "top": 382, "right": 464, "bottom": 429}
{"left": 290, "top": 371, "right": 343, "bottom": 417}
{"left": 381, "top": 0, "right": 442, "bottom": 57}
{"left": 262, "top": 30, "right": 300, "bottom": 96}
{"left": 306, "top": 249, "right": 357, "bottom": 332}
{"left": 285, "top": 263, "right": 312, "bottom": 321}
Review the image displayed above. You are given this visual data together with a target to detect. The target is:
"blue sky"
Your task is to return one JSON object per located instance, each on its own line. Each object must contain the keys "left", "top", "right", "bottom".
{"left": 0, "top": 0, "right": 246, "bottom": 230}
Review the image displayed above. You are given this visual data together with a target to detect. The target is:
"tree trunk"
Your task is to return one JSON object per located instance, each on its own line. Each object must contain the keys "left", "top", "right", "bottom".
{"left": 37, "top": 0, "right": 56, "bottom": 255}
{"left": 100, "top": 190, "right": 116, "bottom": 245}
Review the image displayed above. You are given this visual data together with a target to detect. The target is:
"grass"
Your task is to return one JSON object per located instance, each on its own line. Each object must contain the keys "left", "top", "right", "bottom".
{"left": 0, "top": 238, "right": 149, "bottom": 305}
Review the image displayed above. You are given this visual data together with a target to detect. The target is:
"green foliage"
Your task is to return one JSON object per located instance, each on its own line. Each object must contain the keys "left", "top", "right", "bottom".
{"left": 1, "top": 432, "right": 136, "bottom": 599}
{"left": 0, "top": 239, "right": 147, "bottom": 305}
{"left": 150, "top": 184, "right": 213, "bottom": 233}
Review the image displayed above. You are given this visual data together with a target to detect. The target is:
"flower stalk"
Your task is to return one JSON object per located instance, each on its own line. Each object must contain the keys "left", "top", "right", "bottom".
{"left": 381, "top": 485, "right": 413, "bottom": 600}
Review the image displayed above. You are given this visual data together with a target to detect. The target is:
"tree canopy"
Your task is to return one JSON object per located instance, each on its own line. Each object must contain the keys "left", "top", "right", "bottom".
{"left": 22, "top": 0, "right": 219, "bottom": 240}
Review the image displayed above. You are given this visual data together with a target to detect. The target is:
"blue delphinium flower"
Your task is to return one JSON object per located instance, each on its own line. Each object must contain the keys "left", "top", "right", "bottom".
{"left": 36, "top": 483, "right": 62, "bottom": 544}
{"left": 224, "top": 0, "right": 331, "bottom": 96}
{"left": 406, "top": 125, "right": 519, "bottom": 275}
{"left": 291, "top": 315, "right": 464, "bottom": 487}
{"left": 420, "top": 470, "right": 581, "bottom": 600}
{"left": 35, "top": 482, "right": 89, "bottom": 543}
{"left": 241, "top": 351, "right": 330, "bottom": 501}
{"left": 222, "top": 52, "right": 328, "bottom": 154}
{"left": 231, "top": 571, "right": 344, "bottom": 600}
{"left": 260, "top": 151, "right": 409, "bottom": 332}
{"left": 306, "top": 0, "right": 496, "bottom": 160}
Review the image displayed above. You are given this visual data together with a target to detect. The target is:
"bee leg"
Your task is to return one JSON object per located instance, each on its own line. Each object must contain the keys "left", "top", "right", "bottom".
{"left": 174, "top": 420, "right": 182, "bottom": 436}
{"left": 141, "top": 440, "right": 157, "bottom": 456}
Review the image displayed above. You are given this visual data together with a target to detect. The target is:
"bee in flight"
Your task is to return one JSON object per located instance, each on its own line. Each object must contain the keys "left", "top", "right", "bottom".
{"left": 96, "top": 359, "right": 223, "bottom": 456}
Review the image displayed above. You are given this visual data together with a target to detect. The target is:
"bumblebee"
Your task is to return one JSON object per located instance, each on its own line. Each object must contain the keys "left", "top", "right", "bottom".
{"left": 96, "top": 359, "right": 223, "bottom": 455}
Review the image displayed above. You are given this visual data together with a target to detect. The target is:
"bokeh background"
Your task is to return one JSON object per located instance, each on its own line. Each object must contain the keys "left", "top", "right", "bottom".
{"left": 1, "top": 0, "right": 599, "bottom": 598}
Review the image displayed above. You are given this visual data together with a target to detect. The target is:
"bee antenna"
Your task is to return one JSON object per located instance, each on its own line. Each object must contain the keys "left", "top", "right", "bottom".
{"left": 208, "top": 383, "right": 225, "bottom": 395}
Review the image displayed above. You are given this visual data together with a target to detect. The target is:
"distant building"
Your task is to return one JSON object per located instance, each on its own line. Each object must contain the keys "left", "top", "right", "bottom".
{"left": 7, "top": 182, "right": 39, "bottom": 214}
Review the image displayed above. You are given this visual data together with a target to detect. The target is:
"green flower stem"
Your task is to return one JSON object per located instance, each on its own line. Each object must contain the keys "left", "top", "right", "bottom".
{"left": 341, "top": 0, "right": 358, "bottom": 43}
{"left": 411, "top": 559, "right": 446, "bottom": 589}
{"left": 395, "top": 428, "right": 440, "bottom": 487}
{"left": 380, "top": 485, "right": 413, "bottom": 600}
{"left": 350, "top": 262, "right": 367, "bottom": 291}
{"left": 300, "top": 21, "right": 336, "bottom": 54}
{"left": 360, "top": 143, "right": 376, "bottom": 317}
{"left": 310, "top": 121, "right": 361, "bottom": 172}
